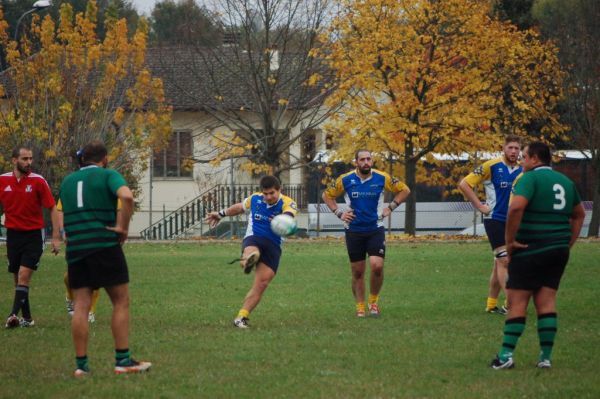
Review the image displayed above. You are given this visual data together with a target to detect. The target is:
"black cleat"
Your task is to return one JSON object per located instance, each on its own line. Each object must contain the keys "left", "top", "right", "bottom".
{"left": 490, "top": 355, "right": 514, "bottom": 370}
{"left": 486, "top": 306, "right": 507, "bottom": 315}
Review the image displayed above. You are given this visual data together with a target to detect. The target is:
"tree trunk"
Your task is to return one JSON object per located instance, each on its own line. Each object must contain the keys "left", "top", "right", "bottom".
{"left": 404, "top": 158, "right": 417, "bottom": 235}
{"left": 587, "top": 162, "right": 600, "bottom": 237}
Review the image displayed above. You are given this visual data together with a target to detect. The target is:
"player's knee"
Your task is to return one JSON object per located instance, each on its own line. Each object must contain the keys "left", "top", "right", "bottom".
{"left": 371, "top": 265, "right": 383, "bottom": 277}
{"left": 494, "top": 249, "right": 508, "bottom": 259}
{"left": 17, "top": 271, "right": 32, "bottom": 285}
{"left": 352, "top": 270, "right": 364, "bottom": 280}
{"left": 255, "top": 277, "right": 272, "bottom": 291}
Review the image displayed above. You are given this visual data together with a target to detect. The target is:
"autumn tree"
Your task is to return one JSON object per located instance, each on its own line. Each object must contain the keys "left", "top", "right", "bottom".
{"left": 324, "top": 0, "right": 565, "bottom": 234}
{"left": 0, "top": 0, "right": 139, "bottom": 54}
{"left": 491, "top": 0, "right": 535, "bottom": 30}
{"left": 533, "top": 0, "right": 600, "bottom": 237}
{"left": 151, "top": 0, "right": 338, "bottom": 178}
{"left": 0, "top": 1, "right": 172, "bottom": 194}
{"left": 149, "top": 0, "right": 221, "bottom": 45}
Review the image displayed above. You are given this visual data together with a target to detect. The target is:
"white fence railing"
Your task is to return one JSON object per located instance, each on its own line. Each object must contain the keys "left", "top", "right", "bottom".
{"left": 307, "top": 202, "right": 595, "bottom": 237}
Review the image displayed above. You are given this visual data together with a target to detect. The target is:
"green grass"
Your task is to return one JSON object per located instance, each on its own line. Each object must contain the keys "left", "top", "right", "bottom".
{"left": 1, "top": 240, "right": 599, "bottom": 398}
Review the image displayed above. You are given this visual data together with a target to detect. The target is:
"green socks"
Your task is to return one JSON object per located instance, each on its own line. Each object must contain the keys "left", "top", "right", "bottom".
{"left": 115, "top": 348, "right": 131, "bottom": 366}
{"left": 498, "top": 317, "right": 526, "bottom": 362}
{"left": 538, "top": 313, "right": 558, "bottom": 361}
{"left": 76, "top": 356, "right": 90, "bottom": 372}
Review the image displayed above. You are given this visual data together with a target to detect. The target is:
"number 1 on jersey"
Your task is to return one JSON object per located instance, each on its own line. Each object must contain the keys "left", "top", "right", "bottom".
{"left": 77, "top": 181, "right": 84, "bottom": 208}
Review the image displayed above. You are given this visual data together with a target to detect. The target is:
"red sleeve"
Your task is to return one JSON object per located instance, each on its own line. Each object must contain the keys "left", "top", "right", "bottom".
{"left": 38, "top": 179, "right": 56, "bottom": 209}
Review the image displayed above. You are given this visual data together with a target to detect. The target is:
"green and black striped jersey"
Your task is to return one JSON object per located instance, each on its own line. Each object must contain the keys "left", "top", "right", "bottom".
{"left": 59, "top": 165, "right": 127, "bottom": 264}
{"left": 512, "top": 166, "right": 581, "bottom": 257}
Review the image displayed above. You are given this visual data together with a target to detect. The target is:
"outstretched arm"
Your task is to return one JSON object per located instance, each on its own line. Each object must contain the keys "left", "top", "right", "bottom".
{"left": 205, "top": 202, "right": 245, "bottom": 228}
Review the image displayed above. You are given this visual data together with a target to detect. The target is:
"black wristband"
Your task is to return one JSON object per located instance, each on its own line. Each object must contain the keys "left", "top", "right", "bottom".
{"left": 218, "top": 209, "right": 227, "bottom": 218}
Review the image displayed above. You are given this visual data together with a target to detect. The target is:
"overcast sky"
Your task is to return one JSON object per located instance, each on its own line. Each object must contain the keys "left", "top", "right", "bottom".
{"left": 132, "top": 0, "right": 158, "bottom": 16}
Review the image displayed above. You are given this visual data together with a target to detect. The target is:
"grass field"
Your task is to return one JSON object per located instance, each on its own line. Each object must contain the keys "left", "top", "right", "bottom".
{"left": 1, "top": 240, "right": 599, "bottom": 398}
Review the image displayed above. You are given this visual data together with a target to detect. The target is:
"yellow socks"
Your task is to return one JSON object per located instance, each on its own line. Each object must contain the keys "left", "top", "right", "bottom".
{"left": 487, "top": 297, "right": 498, "bottom": 311}
{"left": 237, "top": 309, "right": 250, "bottom": 319}
{"left": 64, "top": 272, "right": 73, "bottom": 301}
{"left": 368, "top": 294, "right": 379, "bottom": 305}
{"left": 90, "top": 290, "right": 100, "bottom": 314}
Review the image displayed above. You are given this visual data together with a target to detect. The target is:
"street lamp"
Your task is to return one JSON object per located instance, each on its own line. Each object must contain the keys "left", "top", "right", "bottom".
{"left": 14, "top": 0, "right": 52, "bottom": 41}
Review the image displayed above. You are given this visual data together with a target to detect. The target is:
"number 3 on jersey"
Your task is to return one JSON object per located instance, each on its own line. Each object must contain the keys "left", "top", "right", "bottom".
{"left": 553, "top": 183, "right": 566, "bottom": 210}
{"left": 77, "top": 181, "right": 84, "bottom": 208}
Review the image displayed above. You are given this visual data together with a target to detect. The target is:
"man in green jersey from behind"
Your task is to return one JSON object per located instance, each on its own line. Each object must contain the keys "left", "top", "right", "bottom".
{"left": 59, "top": 140, "right": 151, "bottom": 377}
{"left": 491, "top": 142, "right": 585, "bottom": 370}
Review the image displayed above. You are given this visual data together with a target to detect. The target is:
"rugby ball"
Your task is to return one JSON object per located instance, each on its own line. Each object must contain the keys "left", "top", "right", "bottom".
{"left": 270, "top": 214, "right": 297, "bottom": 237}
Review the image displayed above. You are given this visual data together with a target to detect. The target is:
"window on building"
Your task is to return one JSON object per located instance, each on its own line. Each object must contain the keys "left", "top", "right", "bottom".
{"left": 302, "top": 131, "right": 316, "bottom": 162}
{"left": 153, "top": 131, "right": 193, "bottom": 178}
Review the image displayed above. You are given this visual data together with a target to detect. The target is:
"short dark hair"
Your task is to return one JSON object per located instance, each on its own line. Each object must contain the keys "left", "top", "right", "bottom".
{"left": 525, "top": 141, "right": 551, "bottom": 165}
{"left": 505, "top": 135, "right": 521, "bottom": 145}
{"left": 260, "top": 175, "right": 281, "bottom": 190}
{"left": 11, "top": 146, "right": 31, "bottom": 159}
{"left": 355, "top": 149, "right": 371, "bottom": 160}
{"left": 81, "top": 140, "right": 108, "bottom": 164}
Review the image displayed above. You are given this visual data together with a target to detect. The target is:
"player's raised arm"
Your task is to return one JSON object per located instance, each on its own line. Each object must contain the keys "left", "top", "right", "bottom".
{"left": 205, "top": 202, "right": 245, "bottom": 228}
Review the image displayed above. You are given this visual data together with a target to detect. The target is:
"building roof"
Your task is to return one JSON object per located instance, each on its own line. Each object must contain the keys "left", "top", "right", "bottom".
{"left": 1, "top": 45, "right": 332, "bottom": 112}
{"left": 144, "top": 46, "right": 332, "bottom": 111}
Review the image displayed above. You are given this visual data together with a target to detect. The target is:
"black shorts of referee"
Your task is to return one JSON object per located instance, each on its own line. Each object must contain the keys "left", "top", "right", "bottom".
{"left": 7, "top": 228, "right": 44, "bottom": 273}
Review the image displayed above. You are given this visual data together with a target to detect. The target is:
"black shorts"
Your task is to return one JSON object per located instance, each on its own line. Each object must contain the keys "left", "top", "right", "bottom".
{"left": 507, "top": 247, "right": 570, "bottom": 291}
{"left": 345, "top": 227, "right": 386, "bottom": 263}
{"left": 484, "top": 219, "right": 506, "bottom": 250}
{"left": 68, "top": 245, "right": 129, "bottom": 289}
{"left": 242, "top": 235, "right": 282, "bottom": 273}
{"left": 6, "top": 229, "right": 44, "bottom": 273}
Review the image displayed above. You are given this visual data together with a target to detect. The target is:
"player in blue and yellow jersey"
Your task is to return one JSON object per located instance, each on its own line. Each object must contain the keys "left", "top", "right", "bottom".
{"left": 205, "top": 175, "right": 298, "bottom": 328}
{"left": 491, "top": 142, "right": 585, "bottom": 370}
{"left": 459, "top": 135, "right": 522, "bottom": 315}
{"left": 322, "top": 149, "right": 410, "bottom": 318}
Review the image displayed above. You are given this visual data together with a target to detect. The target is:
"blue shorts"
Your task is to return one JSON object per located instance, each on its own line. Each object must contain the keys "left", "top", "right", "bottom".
{"left": 242, "top": 235, "right": 282, "bottom": 273}
{"left": 344, "top": 227, "right": 386, "bottom": 263}
{"left": 484, "top": 219, "right": 506, "bottom": 250}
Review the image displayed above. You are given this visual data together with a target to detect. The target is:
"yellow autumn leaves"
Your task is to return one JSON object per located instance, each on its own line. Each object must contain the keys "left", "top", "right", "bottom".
{"left": 323, "top": 0, "right": 565, "bottom": 188}
{"left": 0, "top": 1, "right": 171, "bottom": 192}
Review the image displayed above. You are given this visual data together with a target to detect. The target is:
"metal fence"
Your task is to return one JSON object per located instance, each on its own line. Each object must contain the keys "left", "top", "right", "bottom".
{"left": 307, "top": 202, "right": 483, "bottom": 237}
{"left": 140, "top": 184, "right": 307, "bottom": 240}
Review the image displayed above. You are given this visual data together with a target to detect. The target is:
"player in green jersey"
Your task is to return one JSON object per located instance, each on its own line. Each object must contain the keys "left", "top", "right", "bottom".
{"left": 490, "top": 142, "right": 585, "bottom": 370}
{"left": 59, "top": 140, "right": 151, "bottom": 377}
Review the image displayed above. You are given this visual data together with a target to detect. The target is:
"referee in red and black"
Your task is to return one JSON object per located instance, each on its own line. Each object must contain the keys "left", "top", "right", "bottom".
{"left": 1, "top": 146, "right": 60, "bottom": 328}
